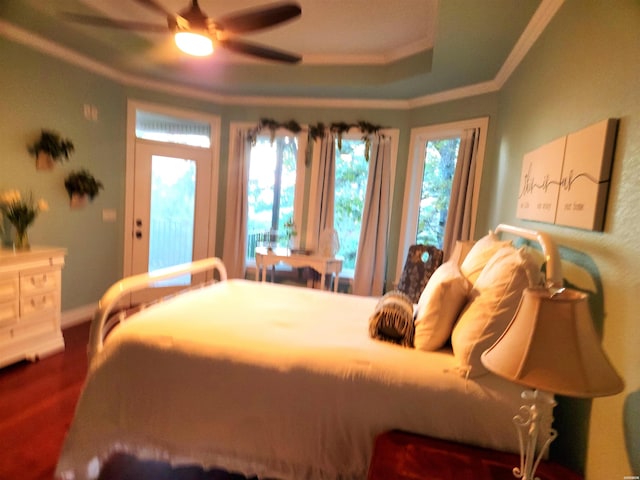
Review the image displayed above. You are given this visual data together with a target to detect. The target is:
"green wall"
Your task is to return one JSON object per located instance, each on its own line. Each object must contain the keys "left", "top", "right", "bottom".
{"left": 487, "top": 1, "right": 639, "bottom": 477}
{"left": 0, "top": 39, "right": 126, "bottom": 310}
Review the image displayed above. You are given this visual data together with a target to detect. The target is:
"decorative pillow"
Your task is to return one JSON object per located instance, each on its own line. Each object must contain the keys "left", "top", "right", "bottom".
{"left": 448, "top": 240, "right": 476, "bottom": 267}
{"left": 396, "top": 245, "right": 444, "bottom": 304}
{"left": 460, "top": 231, "right": 512, "bottom": 284}
{"left": 414, "top": 262, "right": 471, "bottom": 351}
{"left": 369, "top": 291, "right": 415, "bottom": 347}
{"left": 451, "top": 246, "right": 543, "bottom": 378}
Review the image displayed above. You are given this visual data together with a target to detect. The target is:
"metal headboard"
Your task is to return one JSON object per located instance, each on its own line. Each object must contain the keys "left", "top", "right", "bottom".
{"left": 494, "top": 224, "right": 563, "bottom": 289}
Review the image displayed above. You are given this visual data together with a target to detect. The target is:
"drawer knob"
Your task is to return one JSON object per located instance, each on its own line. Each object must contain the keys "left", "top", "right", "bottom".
{"left": 30, "top": 274, "right": 48, "bottom": 288}
{"left": 30, "top": 296, "right": 48, "bottom": 308}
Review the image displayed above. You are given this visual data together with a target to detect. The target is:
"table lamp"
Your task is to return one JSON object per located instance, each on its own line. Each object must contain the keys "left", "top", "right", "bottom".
{"left": 481, "top": 287, "right": 624, "bottom": 480}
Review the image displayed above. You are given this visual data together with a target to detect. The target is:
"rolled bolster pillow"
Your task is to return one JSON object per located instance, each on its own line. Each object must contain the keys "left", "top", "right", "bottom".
{"left": 368, "top": 291, "right": 415, "bottom": 347}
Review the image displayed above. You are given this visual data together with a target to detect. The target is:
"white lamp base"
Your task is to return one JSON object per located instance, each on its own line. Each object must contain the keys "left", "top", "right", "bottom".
{"left": 513, "top": 389, "right": 558, "bottom": 480}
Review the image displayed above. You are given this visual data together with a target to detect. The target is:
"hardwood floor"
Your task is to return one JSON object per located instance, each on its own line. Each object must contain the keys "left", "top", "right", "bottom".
{"left": 0, "top": 322, "right": 89, "bottom": 479}
{"left": 0, "top": 323, "right": 257, "bottom": 480}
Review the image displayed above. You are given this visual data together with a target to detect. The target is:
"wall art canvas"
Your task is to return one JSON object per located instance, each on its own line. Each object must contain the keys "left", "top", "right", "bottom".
{"left": 555, "top": 118, "right": 618, "bottom": 230}
{"left": 516, "top": 136, "right": 566, "bottom": 224}
{"left": 516, "top": 118, "right": 618, "bottom": 231}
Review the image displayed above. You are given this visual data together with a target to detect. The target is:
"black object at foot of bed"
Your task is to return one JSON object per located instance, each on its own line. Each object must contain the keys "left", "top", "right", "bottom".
{"left": 97, "top": 453, "right": 259, "bottom": 480}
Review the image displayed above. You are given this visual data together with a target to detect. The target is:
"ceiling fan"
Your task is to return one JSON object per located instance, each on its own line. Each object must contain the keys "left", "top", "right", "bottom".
{"left": 62, "top": 0, "right": 302, "bottom": 63}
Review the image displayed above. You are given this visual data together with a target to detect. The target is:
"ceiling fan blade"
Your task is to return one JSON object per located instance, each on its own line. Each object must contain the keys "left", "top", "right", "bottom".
{"left": 215, "top": 2, "right": 301, "bottom": 34}
{"left": 219, "top": 38, "right": 301, "bottom": 64}
{"left": 132, "top": 0, "right": 175, "bottom": 18}
{"left": 61, "top": 12, "right": 168, "bottom": 32}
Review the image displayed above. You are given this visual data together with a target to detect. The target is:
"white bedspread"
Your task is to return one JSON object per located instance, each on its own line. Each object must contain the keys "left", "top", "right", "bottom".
{"left": 56, "top": 280, "right": 532, "bottom": 480}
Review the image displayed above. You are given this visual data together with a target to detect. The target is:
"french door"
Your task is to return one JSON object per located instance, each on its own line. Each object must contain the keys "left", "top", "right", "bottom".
{"left": 129, "top": 140, "right": 213, "bottom": 302}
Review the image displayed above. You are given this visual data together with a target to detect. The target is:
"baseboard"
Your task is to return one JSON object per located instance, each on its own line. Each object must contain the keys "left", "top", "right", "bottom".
{"left": 61, "top": 303, "right": 96, "bottom": 329}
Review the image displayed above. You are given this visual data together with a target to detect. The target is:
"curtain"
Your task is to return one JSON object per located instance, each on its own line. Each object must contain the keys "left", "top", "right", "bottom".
{"left": 353, "top": 135, "right": 392, "bottom": 296}
{"left": 442, "top": 127, "right": 480, "bottom": 259}
{"left": 222, "top": 129, "right": 251, "bottom": 278}
{"left": 308, "top": 132, "right": 336, "bottom": 251}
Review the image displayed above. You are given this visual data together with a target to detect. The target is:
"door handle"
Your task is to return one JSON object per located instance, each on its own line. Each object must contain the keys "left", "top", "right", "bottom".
{"left": 136, "top": 219, "right": 143, "bottom": 227}
{"left": 135, "top": 231, "right": 142, "bottom": 239}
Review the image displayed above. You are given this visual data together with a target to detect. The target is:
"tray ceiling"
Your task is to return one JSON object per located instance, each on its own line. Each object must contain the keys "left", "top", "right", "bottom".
{"left": 0, "top": 0, "right": 559, "bottom": 103}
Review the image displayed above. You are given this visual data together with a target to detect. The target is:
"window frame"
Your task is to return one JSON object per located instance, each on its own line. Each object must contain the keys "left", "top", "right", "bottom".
{"left": 306, "top": 128, "right": 399, "bottom": 275}
{"left": 395, "top": 117, "right": 488, "bottom": 284}
{"left": 229, "top": 122, "right": 308, "bottom": 266}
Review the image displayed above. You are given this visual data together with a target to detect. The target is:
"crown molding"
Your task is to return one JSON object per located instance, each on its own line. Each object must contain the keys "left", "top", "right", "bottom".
{"left": 0, "top": 0, "right": 562, "bottom": 111}
{"left": 408, "top": 80, "right": 501, "bottom": 109}
{"left": 0, "top": 19, "right": 123, "bottom": 84}
{"left": 303, "top": 37, "right": 433, "bottom": 66}
{"left": 494, "top": 0, "right": 565, "bottom": 87}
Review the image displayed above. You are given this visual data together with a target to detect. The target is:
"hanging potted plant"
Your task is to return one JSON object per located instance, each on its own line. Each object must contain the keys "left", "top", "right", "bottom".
{"left": 64, "top": 169, "right": 104, "bottom": 208}
{"left": 28, "top": 129, "right": 75, "bottom": 170}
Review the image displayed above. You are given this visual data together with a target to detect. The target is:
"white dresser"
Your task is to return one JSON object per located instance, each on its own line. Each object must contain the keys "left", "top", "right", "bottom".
{"left": 0, "top": 246, "right": 66, "bottom": 368}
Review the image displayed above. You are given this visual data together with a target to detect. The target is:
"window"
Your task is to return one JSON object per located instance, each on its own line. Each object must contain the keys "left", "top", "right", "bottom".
{"left": 306, "top": 129, "right": 398, "bottom": 278}
{"left": 245, "top": 132, "right": 305, "bottom": 261}
{"left": 397, "top": 118, "right": 488, "bottom": 283}
{"left": 416, "top": 137, "right": 461, "bottom": 247}
{"left": 135, "top": 110, "right": 211, "bottom": 148}
{"left": 148, "top": 155, "right": 196, "bottom": 286}
{"left": 334, "top": 138, "right": 369, "bottom": 271}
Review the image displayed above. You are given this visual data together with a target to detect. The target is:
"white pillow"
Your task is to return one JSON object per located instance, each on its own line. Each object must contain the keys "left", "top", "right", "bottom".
{"left": 460, "top": 231, "right": 512, "bottom": 284}
{"left": 414, "top": 262, "right": 471, "bottom": 351}
{"left": 448, "top": 240, "right": 476, "bottom": 267}
{"left": 451, "top": 245, "right": 542, "bottom": 377}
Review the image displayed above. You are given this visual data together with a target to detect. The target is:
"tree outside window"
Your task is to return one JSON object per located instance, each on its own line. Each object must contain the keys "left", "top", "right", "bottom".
{"left": 334, "top": 139, "right": 369, "bottom": 271}
{"left": 246, "top": 135, "right": 298, "bottom": 259}
{"left": 416, "top": 137, "right": 460, "bottom": 248}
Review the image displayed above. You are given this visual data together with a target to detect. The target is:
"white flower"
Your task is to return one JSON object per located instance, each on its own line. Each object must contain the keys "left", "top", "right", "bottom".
{"left": 0, "top": 189, "right": 22, "bottom": 205}
{"left": 0, "top": 190, "right": 48, "bottom": 232}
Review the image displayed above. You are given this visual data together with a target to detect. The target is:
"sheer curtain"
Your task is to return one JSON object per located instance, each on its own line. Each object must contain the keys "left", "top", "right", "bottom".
{"left": 307, "top": 132, "right": 336, "bottom": 251}
{"left": 442, "top": 127, "right": 480, "bottom": 259}
{"left": 222, "top": 128, "right": 251, "bottom": 278}
{"left": 353, "top": 135, "right": 392, "bottom": 296}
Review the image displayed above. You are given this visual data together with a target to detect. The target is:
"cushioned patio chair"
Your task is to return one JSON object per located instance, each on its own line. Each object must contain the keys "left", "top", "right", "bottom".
{"left": 396, "top": 245, "right": 444, "bottom": 304}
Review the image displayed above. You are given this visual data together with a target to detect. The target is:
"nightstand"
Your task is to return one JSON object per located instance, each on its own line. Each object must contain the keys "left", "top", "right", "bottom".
{"left": 367, "top": 430, "right": 582, "bottom": 480}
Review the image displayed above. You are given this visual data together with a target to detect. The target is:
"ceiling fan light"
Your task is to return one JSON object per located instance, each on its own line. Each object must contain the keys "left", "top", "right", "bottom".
{"left": 174, "top": 31, "right": 213, "bottom": 57}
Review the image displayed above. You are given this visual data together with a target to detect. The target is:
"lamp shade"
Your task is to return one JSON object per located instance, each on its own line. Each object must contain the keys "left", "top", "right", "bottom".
{"left": 481, "top": 287, "right": 624, "bottom": 398}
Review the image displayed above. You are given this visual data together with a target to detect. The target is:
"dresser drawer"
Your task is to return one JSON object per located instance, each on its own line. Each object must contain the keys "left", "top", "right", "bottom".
{"left": 0, "top": 277, "right": 19, "bottom": 303}
{"left": 12, "top": 314, "right": 57, "bottom": 339}
{"left": 20, "top": 292, "right": 57, "bottom": 317}
{"left": 0, "top": 300, "right": 19, "bottom": 328}
{"left": 20, "top": 268, "right": 59, "bottom": 295}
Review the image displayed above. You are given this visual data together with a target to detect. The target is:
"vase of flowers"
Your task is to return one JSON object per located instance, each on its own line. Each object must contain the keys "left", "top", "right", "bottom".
{"left": 0, "top": 215, "right": 11, "bottom": 247}
{"left": 0, "top": 190, "right": 48, "bottom": 250}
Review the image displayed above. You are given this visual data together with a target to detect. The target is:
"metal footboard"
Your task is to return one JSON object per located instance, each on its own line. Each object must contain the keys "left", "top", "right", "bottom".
{"left": 88, "top": 257, "right": 227, "bottom": 361}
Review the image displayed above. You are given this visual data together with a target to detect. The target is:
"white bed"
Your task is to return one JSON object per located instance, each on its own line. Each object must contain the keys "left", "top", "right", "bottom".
{"left": 56, "top": 225, "right": 562, "bottom": 480}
